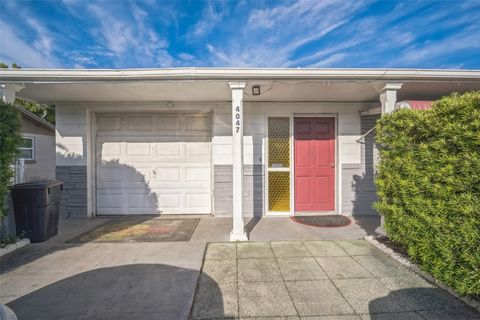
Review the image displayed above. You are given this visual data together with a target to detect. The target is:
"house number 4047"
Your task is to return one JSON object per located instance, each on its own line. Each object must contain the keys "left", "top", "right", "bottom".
{"left": 235, "top": 106, "right": 241, "bottom": 133}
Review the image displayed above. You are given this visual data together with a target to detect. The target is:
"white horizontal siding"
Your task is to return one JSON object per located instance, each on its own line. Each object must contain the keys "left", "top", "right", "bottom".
{"left": 338, "top": 113, "right": 362, "bottom": 165}
{"left": 56, "top": 105, "right": 87, "bottom": 166}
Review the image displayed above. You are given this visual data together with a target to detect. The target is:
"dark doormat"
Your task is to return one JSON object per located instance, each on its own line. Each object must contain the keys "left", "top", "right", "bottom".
{"left": 291, "top": 215, "right": 352, "bottom": 228}
{"left": 68, "top": 218, "right": 200, "bottom": 243}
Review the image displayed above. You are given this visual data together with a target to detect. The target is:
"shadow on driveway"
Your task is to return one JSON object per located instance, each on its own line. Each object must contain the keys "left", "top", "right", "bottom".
{"left": 7, "top": 264, "right": 222, "bottom": 320}
{"left": 369, "top": 287, "right": 480, "bottom": 319}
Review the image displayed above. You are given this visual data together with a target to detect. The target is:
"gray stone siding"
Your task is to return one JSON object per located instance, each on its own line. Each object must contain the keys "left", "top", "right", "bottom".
{"left": 342, "top": 115, "right": 380, "bottom": 216}
{"left": 214, "top": 165, "right": 263, "bottom": 217}
{"left": 56, "top": 166, "right": 87, "bottom": 217}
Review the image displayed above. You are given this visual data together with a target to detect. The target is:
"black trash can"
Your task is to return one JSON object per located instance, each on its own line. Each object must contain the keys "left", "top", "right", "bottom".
{"left": 11, "top": 180, "right": 63, "bottom": 243}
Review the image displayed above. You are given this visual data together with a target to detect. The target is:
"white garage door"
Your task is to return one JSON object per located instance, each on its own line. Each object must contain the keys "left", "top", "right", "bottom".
{"left": 96, "top": 113, "right": 211, "bottom": 215}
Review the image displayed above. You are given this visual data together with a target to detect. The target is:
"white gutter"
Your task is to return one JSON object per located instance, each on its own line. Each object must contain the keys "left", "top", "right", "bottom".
{"left": 1, "top": 68, "right": 480, "bottom": 83}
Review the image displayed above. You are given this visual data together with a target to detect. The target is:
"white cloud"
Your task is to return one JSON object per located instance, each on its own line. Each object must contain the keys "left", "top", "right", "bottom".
{"left": 25, "top": 17, "right": 54, "bottom": 55}
{"left": 0, "top": 20, "right": 60, "bottom": 67}
{"left": 206, "top": 0, "right": 364, "bottom": 67}
{"left": 400, "top": 27, "right": 480, "bottom": 65}
{"left": 248, "top": 0, "right": 338, "bottom": 29}
{"left": 186, "top": 1, "right": 227, "bottom": 39}
{"left": 178, "top": 53, "right": 195, "bottom": 61}
{"left": 86, "top": 3, "right": 176, "bottom": 67}
{"left": 70, "top": 52, "right": 97, "bottom": 66}
{"left": 306, "top": 53, "right": 347, "bottom": 68}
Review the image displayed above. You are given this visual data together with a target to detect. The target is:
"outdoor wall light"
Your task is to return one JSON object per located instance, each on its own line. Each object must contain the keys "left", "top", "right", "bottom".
{"left": 252, "top": 85, "right": 261, "bottom": 95}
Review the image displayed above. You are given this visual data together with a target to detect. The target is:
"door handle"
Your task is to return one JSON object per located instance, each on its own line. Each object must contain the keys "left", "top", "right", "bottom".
{"left": 330, "top": 163, "right": 335, "bottom": 168}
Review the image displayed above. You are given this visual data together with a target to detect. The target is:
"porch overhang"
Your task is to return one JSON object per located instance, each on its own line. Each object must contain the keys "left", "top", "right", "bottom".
{"left": 1, "top": 68, "right": 479, "bottom": 103}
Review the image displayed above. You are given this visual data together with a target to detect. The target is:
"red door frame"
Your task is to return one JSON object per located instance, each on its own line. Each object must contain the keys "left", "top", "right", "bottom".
{"left": 293, "top": 116, "right": 336, "bottom": 213}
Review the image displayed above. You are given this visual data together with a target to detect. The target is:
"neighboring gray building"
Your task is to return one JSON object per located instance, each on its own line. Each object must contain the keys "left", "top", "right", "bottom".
{"left": 16, "top": 106, "right": 56, "bottom": 182}
{"left": 0, "top": 106, "right": 55, "bottom": 239}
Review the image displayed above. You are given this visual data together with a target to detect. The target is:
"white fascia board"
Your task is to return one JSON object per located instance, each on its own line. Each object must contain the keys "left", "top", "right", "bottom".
{"left": 1, "top": 68, "right": 480, "bottom": 83}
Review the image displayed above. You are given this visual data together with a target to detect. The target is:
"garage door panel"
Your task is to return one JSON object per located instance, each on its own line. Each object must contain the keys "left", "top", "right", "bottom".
{"left": 185, "top": 142, "right": 210, "bottom": 156}
{"left": 128, "top": 116, "right": 154, "bottom": 131}
{"left": 97, "top": 116, "right": 122, "bottom": 131}
{"left": 156, "top": 115, "right": 182, "bottom": 131}
{"left": 127, "top": 193, "right": 158, "bottom": 209}
{"left": 156, "top": 194, "right": 182, "bottom": 208}
{"left": 186, "top": 193, "right": 210, "bottom": 208}
{"left": 99, "top": 143, "right": 121, "bottom": 157}
{"left": 96, "top": 112, "right": 211, "bottom": 215}
{"left": 156, "top": 143, "right": 181, "bottom": 156}
{"left": 154, "top": 167, "right": 181, "bottom": 183}
{"left": 128, "top": 167, "right": 152, "bottom": 183}
{"left": 185, "top": 167, "right": 210, "bottom": 182}
{"left": 185, "top": 115, "right": 210, "bottom": 132}
{"left": 126, "top": 143, "right": 152, "bottom": 156}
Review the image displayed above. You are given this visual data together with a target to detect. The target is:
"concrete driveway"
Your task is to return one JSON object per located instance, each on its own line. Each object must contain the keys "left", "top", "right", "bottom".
{"left": 1, "top": 217, "right": 478, "bottom": 320}
{"left": 191, "top": 240, "right": 480, "bottom": 320}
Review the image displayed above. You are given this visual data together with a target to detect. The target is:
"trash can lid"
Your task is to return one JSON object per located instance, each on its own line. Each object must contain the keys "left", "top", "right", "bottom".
{"left": 11, "top": 180, "right": 63, "bottom": 189}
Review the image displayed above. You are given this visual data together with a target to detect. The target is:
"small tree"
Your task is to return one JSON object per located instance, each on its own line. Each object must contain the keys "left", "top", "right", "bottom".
{"left": 0, "top": 101, "right": 22, "bottom": 217}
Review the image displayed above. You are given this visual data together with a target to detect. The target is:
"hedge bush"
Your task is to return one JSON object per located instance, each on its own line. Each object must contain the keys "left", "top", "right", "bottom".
{"left": 0, "top": 101, "right": 22, "bottom": 217}
{"left": 375, "top": 91, "right": 480, "bottom": 297}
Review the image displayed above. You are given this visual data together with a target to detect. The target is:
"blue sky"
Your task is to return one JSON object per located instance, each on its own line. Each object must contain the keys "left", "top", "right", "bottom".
{"left": 0, "top": 0, "right": 479, "bottom": 69}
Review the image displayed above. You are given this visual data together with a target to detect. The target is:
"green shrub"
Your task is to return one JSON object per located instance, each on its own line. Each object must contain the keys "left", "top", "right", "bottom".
{"left": 375, "top": 91, "right": 480, "bottom": 297}
{"left": 0, "top": 101, "right": 22, "bottom": 217}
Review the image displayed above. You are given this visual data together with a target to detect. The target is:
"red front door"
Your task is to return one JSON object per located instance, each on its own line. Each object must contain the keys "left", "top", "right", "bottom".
{"left": 294, "top": 117, "right": 335, "bottom": 212}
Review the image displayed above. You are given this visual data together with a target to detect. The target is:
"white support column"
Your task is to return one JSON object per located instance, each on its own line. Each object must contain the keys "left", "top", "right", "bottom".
{"left": 1, "top": 83, "right": 24, "bottom": 103}
{"left": 376, "top": 82, "right": 402, "bottom": 238}
{"left": 379, "top": 83, "right": 403, "bottom": 114}
{"left": 229, "top": 81, "right": 248, "bottom": 241}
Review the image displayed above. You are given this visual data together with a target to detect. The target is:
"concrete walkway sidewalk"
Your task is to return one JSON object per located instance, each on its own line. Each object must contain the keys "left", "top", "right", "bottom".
{"left": 191, "top": 240, "right": 480, "bottom": 320}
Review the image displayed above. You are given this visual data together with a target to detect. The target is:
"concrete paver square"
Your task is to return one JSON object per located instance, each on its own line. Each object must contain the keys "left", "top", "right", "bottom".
{"left": 201, "top": 259, "right": 237, "bottom": 284}
{"left": 378, "top": 276, "right": 476, "bottom": 312}
{"left": 271, "top": 241, "right": 312, "bottom": 257}
{"left": 238, "top": 281, "right": 297, "bottom": 317}
{"left": 237, "top": 242, "right": 274, "bottom": 258}
{"left": 360, "top": 312, "right": 424, "bottom": 320}
{"left": 315, "top": 257, "right": 373, "bottom": 279}
{"left": 239, "top": 317, "right": 300, "bottom": 320}
{"left": 285, "top": 280, "right": 354, "bottom": 316}
{"left": 304, "top": 241, "right": 348, "bottom": 257}
{"left": 301, "top": 316, "right": 362, "bottom": 320}
{"left": 334, "top": 240, "right": 382, "bottom": 256}
{"left": 333, "top": 278, "right": 411, "bottom": 314}
{"left": 277, "top": 257, "right": 328, "bottom": 281}
{"left": 353, "top": 255, "right": 409, "bottom": 278}
{"left": 238, "top": 258, "right": 282, "bottom": 282}
{"left": 416, "top": 308, "right": 480, "bottom": 320}
{"left": 191, "top": 281, "right": 238, "bottom": 319}
{"left": 205, "top": 242, "right": 236, "bottom": 260}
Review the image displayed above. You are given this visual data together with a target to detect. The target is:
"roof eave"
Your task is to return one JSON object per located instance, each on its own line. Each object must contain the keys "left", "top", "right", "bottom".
{"left": 1, "top": 68, "right": 480, "bottom": 83}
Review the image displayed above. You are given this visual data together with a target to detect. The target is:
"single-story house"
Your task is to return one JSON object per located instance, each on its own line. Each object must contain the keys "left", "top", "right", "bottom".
{"left": 1, "top": 68, "right": 479, "bottom": 240}
{"left": 15, "top": 106, "right": 56, "bottom": 183}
